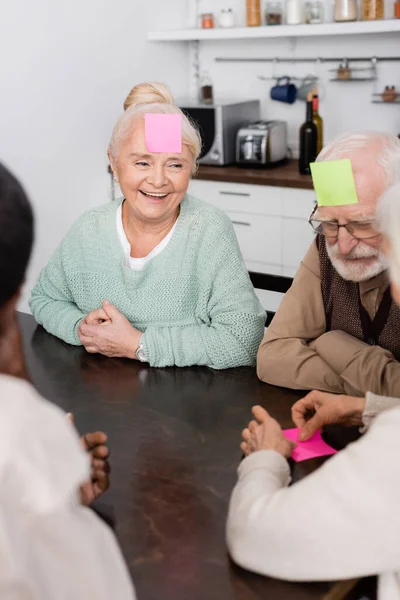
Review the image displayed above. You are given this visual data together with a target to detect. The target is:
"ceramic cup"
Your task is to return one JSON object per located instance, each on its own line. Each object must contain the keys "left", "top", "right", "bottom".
{"left": 270, "top": 76, "right": 297, "bottom": 104}
{"left": 297, "top": 75, "right": 318, "bottom": 101}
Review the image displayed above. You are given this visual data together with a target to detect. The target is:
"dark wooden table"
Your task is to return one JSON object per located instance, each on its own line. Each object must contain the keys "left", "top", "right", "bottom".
{"left": 19, "top": 312, "right": 354, "bottom": 600}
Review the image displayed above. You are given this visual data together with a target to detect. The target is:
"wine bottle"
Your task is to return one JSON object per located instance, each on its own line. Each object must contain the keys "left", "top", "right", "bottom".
{"left": 299, "top": 91, "right": 318, "bottom": 175}
{"left": 312, "top": 91, "right": 323, "bottom": 155}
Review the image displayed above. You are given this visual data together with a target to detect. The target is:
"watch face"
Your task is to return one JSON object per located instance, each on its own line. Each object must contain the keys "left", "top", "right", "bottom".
{"left": 136, "top": 347, "right": 146, "bottom": 362}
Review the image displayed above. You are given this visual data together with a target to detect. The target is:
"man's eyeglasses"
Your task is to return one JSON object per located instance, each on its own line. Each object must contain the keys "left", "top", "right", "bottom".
{"left": 308, "top": 205, "right": 380, "bottom": 240}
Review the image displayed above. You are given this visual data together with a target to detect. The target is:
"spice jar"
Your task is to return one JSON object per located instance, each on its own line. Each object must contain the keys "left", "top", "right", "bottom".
{"left": 305, "top": 0, "right": 324, "bottom": 22}
{"left": 334, "top": 0, "right": 357, "bottom": 20}
{"left": 265, "top": 1, "right": 283, "bottom": 24}
{"left": 199, "top": 72, "right": 213, "bottom": 105}
{"left": 337, "top": 59, "right": 352, "bottom": 79}
{"left": 362, "top": 0, "right": 384, "bottom": 19}
{"left": 395, "top": 0, "right": 400, "bottom": 17}
{"left": 246, "top": 0, "right": 262, "bottom": 26}
{"left": 286, "top": 0, "right": 303, "bottom": 23}
{"left": 201, "top": 13, "right": 214, "bottom": 28}
{"left": 219, "top": 8, "right": 235, "bottom": 27}
{"left": 382, "top": 86, "right": 398, "bottom": 102}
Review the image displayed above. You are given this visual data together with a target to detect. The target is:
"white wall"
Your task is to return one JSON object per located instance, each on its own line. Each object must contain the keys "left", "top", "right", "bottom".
{"left": 195, "top": 0, "right": 400, "bottom": 153}
{"left": 0, "top": 0, "right": 188, "bottom": 311}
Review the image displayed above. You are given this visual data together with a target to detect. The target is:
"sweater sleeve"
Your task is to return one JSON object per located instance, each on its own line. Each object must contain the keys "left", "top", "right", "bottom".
{"left": 227, "top": 407, "right": 400, "bottom": 582}
{"left": 142, "top": 214, "right": 266, "bottom": 369}
{"left": 29, "top": 238, "right": 84, "bottom": 346}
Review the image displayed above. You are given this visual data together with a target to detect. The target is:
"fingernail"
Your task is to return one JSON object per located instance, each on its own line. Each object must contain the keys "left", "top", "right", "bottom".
{"left": 298, "top": 432, "right": 306, "bottom": 442}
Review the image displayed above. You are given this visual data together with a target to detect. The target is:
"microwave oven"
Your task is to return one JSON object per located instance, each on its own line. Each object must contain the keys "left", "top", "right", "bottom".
{"left": 178, "top": 99, "right": 260, "bottom": 166}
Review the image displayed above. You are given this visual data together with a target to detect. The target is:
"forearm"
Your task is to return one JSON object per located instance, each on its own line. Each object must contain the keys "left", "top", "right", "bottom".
{"left": 257, "top": 338, "right": 345, "bottom": 393}
{"left": 315, "top": 331, "right": 400, "bottom": 397}
{"left": 228, "top": 418, "right": 400, "bottom": 581}
{"left": 30, "top": 290, "right": 84, "bottom": 345}
{"left": 143, "top": 316, "right": 265, "bottom": 369}
{"left": 361, "top": 391, "right": 400, "bottom": 431}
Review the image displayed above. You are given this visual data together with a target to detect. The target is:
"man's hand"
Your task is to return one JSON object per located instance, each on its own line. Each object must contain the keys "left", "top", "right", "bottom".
{"left": 67, "top": 414, "right": 110, "bottom": 506}
{"left": 78, "top": 300, "right": 142, "bottom": 359}
{"left": 241, "top": 405, "right": 296, "bottom": 459}
{"left": 291, "top": 391, "right": 366, "bottom": 441}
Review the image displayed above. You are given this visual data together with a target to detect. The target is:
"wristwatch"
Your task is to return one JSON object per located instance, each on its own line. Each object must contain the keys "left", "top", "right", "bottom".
{"left": 135, "top": 337, "right": 147, "bottom": 362}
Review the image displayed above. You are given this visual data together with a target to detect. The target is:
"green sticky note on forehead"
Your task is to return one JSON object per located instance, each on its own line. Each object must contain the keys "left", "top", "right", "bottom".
{"left": 310, "top": 159, "right": 358, "bottom": 206}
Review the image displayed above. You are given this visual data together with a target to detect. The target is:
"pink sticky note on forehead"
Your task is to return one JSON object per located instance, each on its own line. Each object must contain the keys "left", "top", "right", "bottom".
{"left": 283, "top": 428, "right": 337, "bottom": 462}
{"left": 144, "top": 113, "right": 182, "bottom": 153}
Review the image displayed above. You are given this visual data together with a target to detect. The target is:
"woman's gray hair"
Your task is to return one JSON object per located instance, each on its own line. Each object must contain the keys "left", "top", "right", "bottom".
{"left": 317, "top": 132, "right": 400, "bottom": 187}
{"left": 377, "top": 182, "right": 400, "bottom": 286}
{"left": 109, "top": 102, "right": 202, "bottom": 175}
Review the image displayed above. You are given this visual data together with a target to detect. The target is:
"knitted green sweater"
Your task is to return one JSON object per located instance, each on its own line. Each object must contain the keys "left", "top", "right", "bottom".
{"left": 29, "top": 196, "right": 265, "bottom": 369}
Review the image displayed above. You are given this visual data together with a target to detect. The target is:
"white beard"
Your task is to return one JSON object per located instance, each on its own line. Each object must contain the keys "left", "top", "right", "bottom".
{"left": 326, "top": 240, "right": 388, "bottom": 282}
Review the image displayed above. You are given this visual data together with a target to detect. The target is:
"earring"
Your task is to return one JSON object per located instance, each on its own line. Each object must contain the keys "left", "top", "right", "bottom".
{"left": 113, "top": 175, "right": 118, "bottom": 183}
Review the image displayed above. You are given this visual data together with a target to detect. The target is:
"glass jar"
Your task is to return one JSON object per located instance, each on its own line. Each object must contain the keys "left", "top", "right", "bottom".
{"left": 305, "top": 0, "right": 324, "bottom": 22}
{"left": 246, "top": 0, "right": 262, "bottom": 26}
{"left": 265, "top": 1, "right": 283, "bottom": 24}
{"left": 334, "top": 0, "right": 357, "bottom": 21}
{"left": 286, "top": 0, "right": 303, "bottom": 24}
{"left": 199, "top": 72, "right": 213, "bottom": 105}
{"left": 201, "top": 13, "right": 214, "bottom": 28}
{"left": 362, "top": 0, "right": 384, "bottom": 19}
{"left": 219, "top": 8, "right": 235, "bottom": 27}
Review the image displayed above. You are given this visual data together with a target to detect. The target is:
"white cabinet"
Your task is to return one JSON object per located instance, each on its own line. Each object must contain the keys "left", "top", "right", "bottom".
{"left": 188, "top": 178, "right": 315, "bottom": 313}
{"left": 189, "top": 178, "right": 314, "bottom": 275}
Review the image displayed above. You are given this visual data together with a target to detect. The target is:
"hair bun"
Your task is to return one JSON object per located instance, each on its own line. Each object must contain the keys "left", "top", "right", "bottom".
{"left": 123, "top": 82, "right": 174, "bottom": 111}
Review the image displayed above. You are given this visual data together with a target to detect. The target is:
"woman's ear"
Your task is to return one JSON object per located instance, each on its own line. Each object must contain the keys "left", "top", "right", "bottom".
{"left": 107, "top": 150, "right": 118, "bottom": 183}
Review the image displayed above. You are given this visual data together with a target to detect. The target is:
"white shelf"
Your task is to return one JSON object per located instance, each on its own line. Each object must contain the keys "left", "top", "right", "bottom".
{"left": 148, "top": 19, "right": 400, "bottom": 41}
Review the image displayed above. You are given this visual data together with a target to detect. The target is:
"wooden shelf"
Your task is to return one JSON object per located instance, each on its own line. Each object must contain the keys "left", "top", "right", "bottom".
{"left": 148, "top": 19, "right": 400, "bottom": 42}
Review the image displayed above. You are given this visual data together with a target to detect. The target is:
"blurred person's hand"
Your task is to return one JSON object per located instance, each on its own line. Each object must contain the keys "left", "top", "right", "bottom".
{"left": 291, "top": 391, "right": 365, "bottom": 441}
{"left": 241, "top": 405, "right": 295, "bottom": 459}
{"left": 67, "top": 414, "right": 110, "bottom": 506}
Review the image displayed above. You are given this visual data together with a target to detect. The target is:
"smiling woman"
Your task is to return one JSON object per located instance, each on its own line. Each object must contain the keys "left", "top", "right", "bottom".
{"left": 29, "top": 82, "right": 265, "bottom": 369}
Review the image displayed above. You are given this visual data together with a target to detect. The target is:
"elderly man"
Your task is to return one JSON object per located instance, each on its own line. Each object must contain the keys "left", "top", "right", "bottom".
{"left": 257, "top": 131, "right": 400, "bottom": 397}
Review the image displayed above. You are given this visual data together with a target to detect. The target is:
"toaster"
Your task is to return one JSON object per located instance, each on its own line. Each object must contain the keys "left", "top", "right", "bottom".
{"left": 236, "top": 120, "right": 288, "bottom": 166}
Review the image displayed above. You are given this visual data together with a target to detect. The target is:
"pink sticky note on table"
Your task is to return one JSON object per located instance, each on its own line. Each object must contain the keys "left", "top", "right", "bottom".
{"left": 283, "top": 428, "right": 337, "bottom": 462}
{"left": 144, "top": 113, "right": 182, "bottom": 153}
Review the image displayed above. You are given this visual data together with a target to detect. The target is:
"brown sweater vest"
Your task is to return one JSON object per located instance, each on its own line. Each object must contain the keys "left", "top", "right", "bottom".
{"left": 317, "top": 234, "right": 400, "bottom": 360}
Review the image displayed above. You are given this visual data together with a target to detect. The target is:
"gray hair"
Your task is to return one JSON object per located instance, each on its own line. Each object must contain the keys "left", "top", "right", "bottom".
{"left": 317, "top": 132, "right": 400, "bottom": 187}
{"left": 377, "top": 182, "right": 400, "bottom": 286}
{"left": 109, "top": 102, "right": 202, "bottom": 175}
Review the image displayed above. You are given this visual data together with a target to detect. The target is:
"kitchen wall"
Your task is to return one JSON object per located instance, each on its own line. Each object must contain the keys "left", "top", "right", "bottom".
{"left": 195, "top": 0, "right": 400, "bottom": 153}
{"left": 0, "top": 0, "right": 188, "bottom": 311}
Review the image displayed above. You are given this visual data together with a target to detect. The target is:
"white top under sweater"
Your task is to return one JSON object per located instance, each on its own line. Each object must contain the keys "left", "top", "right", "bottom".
{"left": 116, "top": 201, "right": 177, "bottom": 271}
{"left": 227, "top": 392, "right": 400, "bottom": 600}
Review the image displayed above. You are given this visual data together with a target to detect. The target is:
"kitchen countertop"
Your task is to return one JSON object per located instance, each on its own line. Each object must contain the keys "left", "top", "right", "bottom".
{"left": 194, "top": 160, "right": 313, "bottom": 190}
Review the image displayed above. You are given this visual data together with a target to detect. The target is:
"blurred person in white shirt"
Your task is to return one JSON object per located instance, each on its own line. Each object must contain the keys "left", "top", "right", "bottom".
{"left": 227, "top": 183, "right": 400, "bottom": 600}
{"left": 0, "top": 163, "right": 135, "bottom": 600}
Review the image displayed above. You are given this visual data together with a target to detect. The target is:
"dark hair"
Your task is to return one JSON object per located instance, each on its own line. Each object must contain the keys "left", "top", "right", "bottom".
{"left": 0, "top": 164, "right": 34, "bottom": 307}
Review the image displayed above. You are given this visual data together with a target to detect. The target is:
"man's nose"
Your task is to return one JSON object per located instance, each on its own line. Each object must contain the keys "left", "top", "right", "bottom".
{"left": 337, "top": 226, "right": 359, "bottom": 255}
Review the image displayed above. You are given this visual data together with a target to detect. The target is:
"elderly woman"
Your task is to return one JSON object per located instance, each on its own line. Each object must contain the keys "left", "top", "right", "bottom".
{"left": 227, "top": 182, "right": 400, "bottom": 600}
{"left": 29, "top": 82, "right": 265, "bottom": 368}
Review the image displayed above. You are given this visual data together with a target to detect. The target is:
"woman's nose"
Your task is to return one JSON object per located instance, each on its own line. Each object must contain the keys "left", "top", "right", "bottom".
{"left": 147, "top": 166, "right": 168, "bottom": 188}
